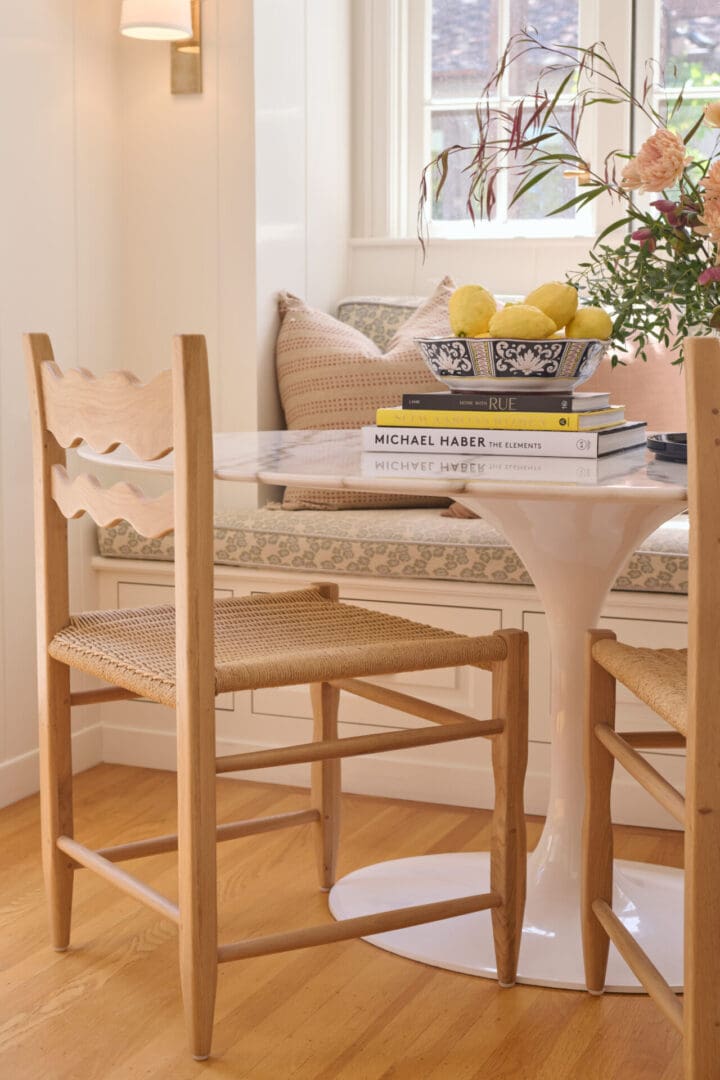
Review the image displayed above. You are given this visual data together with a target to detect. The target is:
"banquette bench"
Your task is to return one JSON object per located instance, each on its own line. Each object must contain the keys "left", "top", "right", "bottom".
{"left": 89, "top": 296, "right": 689, "bottom": 830}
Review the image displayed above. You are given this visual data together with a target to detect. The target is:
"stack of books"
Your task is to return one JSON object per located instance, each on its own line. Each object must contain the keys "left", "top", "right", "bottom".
{"left": 362, "top": 389, "right": 646, "bottom": 458}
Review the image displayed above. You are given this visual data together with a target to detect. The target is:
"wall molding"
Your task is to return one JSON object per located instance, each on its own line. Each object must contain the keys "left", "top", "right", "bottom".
{"left": 100, "top": 720, "right": 683, "bottom": 831}
{"left": 0, "top": 724, "right": 103, "bottom": 811}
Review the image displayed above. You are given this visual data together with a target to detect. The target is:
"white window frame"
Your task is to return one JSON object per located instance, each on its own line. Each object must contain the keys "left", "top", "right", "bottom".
{"left": 352, "top": 0, "right": 636, "bottom": 243}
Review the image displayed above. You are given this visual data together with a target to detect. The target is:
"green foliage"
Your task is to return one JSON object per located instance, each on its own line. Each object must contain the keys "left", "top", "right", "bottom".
{"left": 418, "top": 30, "right": 720, "bottom": 364}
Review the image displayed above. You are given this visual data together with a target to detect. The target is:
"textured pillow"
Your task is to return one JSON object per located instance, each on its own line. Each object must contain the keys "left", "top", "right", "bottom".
{"left": 275, "top": 277, "right": 456, "bottom": 510}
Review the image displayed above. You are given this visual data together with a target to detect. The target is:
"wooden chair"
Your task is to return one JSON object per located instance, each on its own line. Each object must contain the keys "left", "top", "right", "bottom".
{"left": 25, "top": 332, "right": 529, "bottom": 1061}
{"left": 581, "top": 336, "right": 720, "bottom": 1079}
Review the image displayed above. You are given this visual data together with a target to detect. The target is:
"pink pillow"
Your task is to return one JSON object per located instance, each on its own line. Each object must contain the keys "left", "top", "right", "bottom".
{"left": 275, "top": 278, "right": 456, "bottom": 510}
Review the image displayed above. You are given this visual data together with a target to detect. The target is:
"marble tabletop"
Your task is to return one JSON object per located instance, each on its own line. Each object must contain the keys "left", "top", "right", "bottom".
{"left": 79, "top": 429, "right": 688, "bottom": 504}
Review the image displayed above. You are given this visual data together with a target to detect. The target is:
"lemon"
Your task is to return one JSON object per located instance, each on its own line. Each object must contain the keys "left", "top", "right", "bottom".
{"left": 449, "top": 285, "right": 497, "bottom": 337}
{"left": 565, "top": 307, "right": 613, "bottom": 340}
{"left": 488, "top": 304, "right": 557, "bottom": 339}
{"left": 524, "top": 282, "right": 579, "bottom": 328}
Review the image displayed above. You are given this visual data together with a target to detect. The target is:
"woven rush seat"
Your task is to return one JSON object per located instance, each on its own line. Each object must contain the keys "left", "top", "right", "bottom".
{"left": 48, "top": 586, "right": 505, "bottom": 708}
{"left": 592, "top": 637, "right": 688, "bottom": 734}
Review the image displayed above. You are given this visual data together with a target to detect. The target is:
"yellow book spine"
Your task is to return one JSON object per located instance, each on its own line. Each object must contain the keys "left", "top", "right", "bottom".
{"left": 375, "top": 408, "right": 620, "bottom": 432}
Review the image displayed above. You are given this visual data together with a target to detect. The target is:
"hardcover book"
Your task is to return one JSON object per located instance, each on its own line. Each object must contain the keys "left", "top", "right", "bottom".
{"left": 376, "top": 405, "right": 626, "bottom": 432}
{"left": 361, "top": 422, "right": 648, "bottom": 459}
{"left": 401, "top": 390, "right": 612, "bottom": 413}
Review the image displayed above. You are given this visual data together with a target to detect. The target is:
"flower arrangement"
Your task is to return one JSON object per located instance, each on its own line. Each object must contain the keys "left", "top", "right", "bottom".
{"left": 418, "top": 31, "right": 720, "bottom": 364}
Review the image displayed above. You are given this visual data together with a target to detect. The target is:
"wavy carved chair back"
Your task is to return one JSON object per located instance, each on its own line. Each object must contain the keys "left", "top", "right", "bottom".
{"left": 24, "top": 330, "right": 215, "bottom": 838}
{"left": 26, "top": 334, "right": 216, "bottom": 980}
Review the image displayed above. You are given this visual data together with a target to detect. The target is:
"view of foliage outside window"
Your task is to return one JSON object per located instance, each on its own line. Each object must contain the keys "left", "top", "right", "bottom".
{"left": 659, "top": 1, "right": 720, "bottom": 161}
{"left": 429, "top": 0, "right": 580, "bottom": 223}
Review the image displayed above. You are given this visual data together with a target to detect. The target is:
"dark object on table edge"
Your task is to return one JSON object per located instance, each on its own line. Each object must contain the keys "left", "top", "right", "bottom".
{"left": 647, "top": 433, "right": 687, "bottom": 464}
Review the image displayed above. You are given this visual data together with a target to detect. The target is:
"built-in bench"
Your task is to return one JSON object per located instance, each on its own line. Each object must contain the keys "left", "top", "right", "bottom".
{"left": 89, "top": 296, "right": 689, "bottom": 830}
{"left": 98, "top": 507, "right": 688, "bottom": 597}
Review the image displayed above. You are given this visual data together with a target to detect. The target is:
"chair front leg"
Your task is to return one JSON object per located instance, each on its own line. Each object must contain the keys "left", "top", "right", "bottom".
{"left": 489, "top": 629, "right": 529, "bottom": 988}
{"left": 310, "top": 682, "right": 341, "bottom": 891}
{"left": 177, "top": 693, "right": 218, "bottom": 1061}
{"left": 39, "top": 657, "right": 75, "bottom": 950}
{"left": 582, "top": 628, "right": 617, "bottom": 994}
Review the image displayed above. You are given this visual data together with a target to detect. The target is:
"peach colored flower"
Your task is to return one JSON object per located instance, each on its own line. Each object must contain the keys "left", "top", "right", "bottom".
{"left": 702, "top": 160, "right": 720, "bottom": 203}
{"left": 697, "top": 198, "right": 720, "bottom": 246}
{"left": 698, "top": 162, "right": 720, "bottom": 246}
{"left": 620, "top": 128, "right": 689, "bottom": 193}
{"left": 620, "top": 157, "right": 644, "bottom": 191}
{"left": 704, "top": 101, "right": 720, "bottom": 129}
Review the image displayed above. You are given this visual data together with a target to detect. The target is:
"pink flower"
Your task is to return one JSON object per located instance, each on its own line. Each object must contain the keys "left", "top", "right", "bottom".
{"left": 702, "top": 160, "right": 720, "bottom": 204}
{"left": 698, "top": 167, "right": 720, "bottom": 245}
{"left": 631, "top": 227, "right": 656, "bottom": 252}
{"left": 620, "top": 158, "right": 644, "bottom": 191}
{"left": 620, "top": 129, "right": 689, "bottom": 193}
{"left": 698, "top": 266, "right": 720, "bottom": 285}
{"left": 650, "top": 199, "right": 678, "bottom": 213}
{"left": 704, "top": 101, "right": 720, "bottom": 129}
{"left": 697, "top": 205, "right": 720, "bottom": 245}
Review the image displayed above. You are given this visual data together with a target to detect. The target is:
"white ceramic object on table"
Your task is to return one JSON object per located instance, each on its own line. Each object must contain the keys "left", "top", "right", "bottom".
{"left": 79, "top": 429, "right": 688, "bottom": 992}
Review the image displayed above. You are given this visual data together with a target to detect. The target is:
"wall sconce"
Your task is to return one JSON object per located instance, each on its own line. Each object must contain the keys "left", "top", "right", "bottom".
{"left": 120, "top": 0, "right": 203, "bottom": 96}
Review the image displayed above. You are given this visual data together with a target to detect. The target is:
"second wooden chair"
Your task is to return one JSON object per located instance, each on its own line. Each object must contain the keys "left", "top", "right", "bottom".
{"left": 582, "top": 336, "right": 720, "bottom": 1080}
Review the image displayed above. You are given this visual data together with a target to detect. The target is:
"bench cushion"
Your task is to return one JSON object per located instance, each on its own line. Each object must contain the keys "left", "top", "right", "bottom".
{"left": 97, "top": 508, "right": 689, "bottom": 596}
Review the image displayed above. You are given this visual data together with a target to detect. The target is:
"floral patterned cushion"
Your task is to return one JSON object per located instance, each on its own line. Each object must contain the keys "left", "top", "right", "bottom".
{"left": 336, "top": 297, "right": 426, "bottom": 351}
{"left": 96, "top": 508, "right": 688, "bottom": 596}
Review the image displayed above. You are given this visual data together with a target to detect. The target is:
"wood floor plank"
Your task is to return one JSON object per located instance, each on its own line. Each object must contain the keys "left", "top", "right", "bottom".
{"left": 0, "top": 764, "right": 683, "bottom": 1078}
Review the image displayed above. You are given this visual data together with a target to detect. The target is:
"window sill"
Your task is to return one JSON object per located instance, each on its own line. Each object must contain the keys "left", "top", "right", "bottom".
{"left": 350, "top": 235, "right": 597, "bottom": 247}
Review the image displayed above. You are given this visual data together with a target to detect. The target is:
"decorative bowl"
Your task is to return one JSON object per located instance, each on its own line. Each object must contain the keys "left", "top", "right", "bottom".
{"left": 416, "top": 336, "right": 609, "bottom": 392}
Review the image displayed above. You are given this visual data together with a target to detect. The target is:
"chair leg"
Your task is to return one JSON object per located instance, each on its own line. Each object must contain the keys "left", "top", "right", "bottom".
{"left": 489, "top": 629, "right": 529, "bottom": 988}
{"left": 39, "top": 658, "right": 74, "bottom": 950}
{"left": 582, "top": 629, "right": 617, "bottom": 995}
{"left": 177, "top": 697, "right": 218, "bottom": 1061}
{"left": 310, "top": 682, "right": 341, "bottom": 891}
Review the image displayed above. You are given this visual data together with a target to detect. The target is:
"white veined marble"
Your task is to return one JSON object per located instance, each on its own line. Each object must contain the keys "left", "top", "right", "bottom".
{"left": 79, "top": 429, "right": 688, "bottom": 503}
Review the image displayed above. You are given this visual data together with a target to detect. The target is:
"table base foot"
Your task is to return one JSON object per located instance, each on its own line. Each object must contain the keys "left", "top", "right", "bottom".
{"left": 328, "top": 852, "right": 684, "bottom": 992}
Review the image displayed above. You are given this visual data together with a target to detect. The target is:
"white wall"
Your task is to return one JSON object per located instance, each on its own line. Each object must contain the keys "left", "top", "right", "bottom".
{"left": 0, "top": 1, "right": 121, "bottom": 807}
{"left": 0, "top": 0, "right": 352, "bottom": 809}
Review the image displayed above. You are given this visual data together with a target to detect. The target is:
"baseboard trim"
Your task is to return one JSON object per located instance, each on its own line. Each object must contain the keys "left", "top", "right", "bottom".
{"left": 0, "top": 725, "right": 103, "bottom": 810}
{"left": 101, "top": 723, "right": 683, "bottom": 830}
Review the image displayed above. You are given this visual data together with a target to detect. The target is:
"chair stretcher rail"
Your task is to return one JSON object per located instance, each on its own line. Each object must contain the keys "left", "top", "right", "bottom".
{"left": 217, "top": 891, "right": 501, "bottom": 963}
{"left": 94, "top": 810, "right": 321, "bottom": 864}
{"left": 215, "top": 717, "right": 502, "bottom": 774}
{"left": 56, "top": 836, "right": 180, "bottom": 924}
{"left": 594, "top": 725, "right": 686, "bottom": 825}
{"left": 592, "top": 900, "right": 684, "bottom": 1033}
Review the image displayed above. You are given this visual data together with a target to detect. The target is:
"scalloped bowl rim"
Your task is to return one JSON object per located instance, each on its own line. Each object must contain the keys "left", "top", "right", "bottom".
{"left": 415, "top": 336, "right": 608, "bottom": 345}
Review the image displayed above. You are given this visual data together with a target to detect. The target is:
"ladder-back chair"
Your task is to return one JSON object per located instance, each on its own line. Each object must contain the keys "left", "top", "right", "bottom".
{"left": 582, "top": 335, "right": 720, "bottom": 1079}
{"left": 25, "top": 332, "right": 529, "bottom": 1061}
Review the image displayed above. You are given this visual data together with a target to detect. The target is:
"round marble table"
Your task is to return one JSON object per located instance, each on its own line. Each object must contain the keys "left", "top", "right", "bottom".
{"left": 81, "top": 431, "right": 688, "bottom": 992}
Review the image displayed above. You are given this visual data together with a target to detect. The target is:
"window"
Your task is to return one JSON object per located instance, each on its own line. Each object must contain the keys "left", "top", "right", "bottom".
{"left": 427, "top": 0, "right": 583, "bottom": 236}
{"left": 643, "top": 1, "right": 720, "bottom": 161}
{"left": 353, "top": 0, "right": 720, "bottom": 243}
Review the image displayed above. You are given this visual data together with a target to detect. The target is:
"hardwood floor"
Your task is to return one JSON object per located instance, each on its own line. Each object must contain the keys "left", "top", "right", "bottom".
{"left": 0, "top": 764, "right": 684, "bottom": 1079}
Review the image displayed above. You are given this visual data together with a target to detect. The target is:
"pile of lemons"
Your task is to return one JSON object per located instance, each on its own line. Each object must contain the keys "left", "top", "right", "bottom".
{"left": 448, "top": 282, "right": 612, "bottom": 341}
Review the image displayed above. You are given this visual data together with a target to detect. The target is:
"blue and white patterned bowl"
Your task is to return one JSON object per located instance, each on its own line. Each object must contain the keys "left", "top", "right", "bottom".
{"left": 416, "top": 336, "right": 609, "bottom": 392}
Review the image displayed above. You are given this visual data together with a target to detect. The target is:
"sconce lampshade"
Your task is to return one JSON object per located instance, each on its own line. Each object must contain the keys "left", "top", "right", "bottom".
{"left": 120, "top": 0, "right": 193, "bottom": 41}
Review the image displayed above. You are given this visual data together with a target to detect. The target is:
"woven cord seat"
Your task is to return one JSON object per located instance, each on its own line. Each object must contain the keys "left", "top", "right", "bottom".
{"left": 48, "top": 587, "right": 505, "bottom": 707}
{"left": 591, "top": 638, "right": 688, "bottom": 734}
